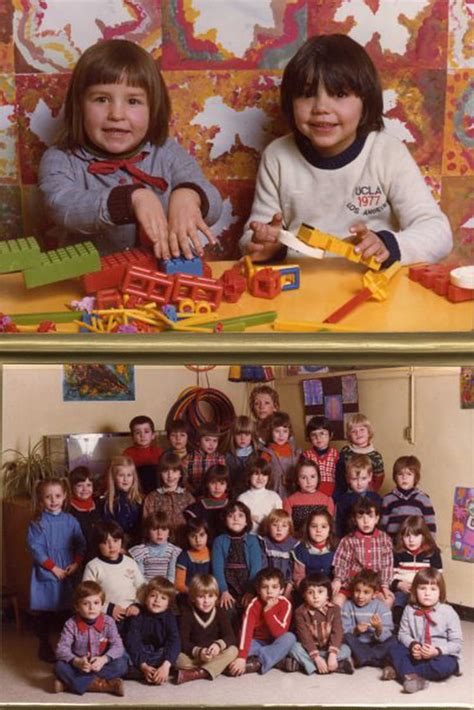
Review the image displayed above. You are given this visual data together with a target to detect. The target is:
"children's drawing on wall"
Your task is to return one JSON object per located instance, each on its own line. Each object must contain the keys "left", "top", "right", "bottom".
{"left": 460, "top": 367, "right": 474, "bottom": 409}
{"left": 303, "top": 374, "right": 358, "bottom": 439}
{"left": 451, "top": 487, "right": 474, "bottom": 562}
{"left": 62, "top": 364, "right": 135, "bottom": 402}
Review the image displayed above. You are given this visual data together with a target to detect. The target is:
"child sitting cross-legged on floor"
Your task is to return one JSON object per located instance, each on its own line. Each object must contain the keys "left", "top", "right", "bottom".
{"left": 54, "top": 580, "right": 128, "bottom": 696}
{"left": 124, "top": 576, "right": 180, "bottom": 685}
{"left": 176, "top": 574, "right": 238, "bottom": 684}
{"left": 341, "top": 569, "right": 396, "bottom": 673}
{"left": 228, "top": 567, "right": 297, "bottom": 676}
{"left": 290, "top": 572, "right": 354, "bottom": 675}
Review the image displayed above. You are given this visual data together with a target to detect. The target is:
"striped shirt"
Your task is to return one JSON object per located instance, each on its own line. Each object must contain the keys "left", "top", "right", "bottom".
{"left": 381, "top": 487, "right": 437, "bottom": 538}
{"left": 302, "top": 447, "right": 339, "bottom": 498}
{"left": 238, "top": 595, "right": 292, "bottom": 659}
{"left": 341, "top": 597, "right": 394, "bottom": 643}
{"left": 129, "top": 541, "right": 181, "bottom": 582}
{"left": 333, "top": 529, "right": 394, "bottom": 589}
{"left": 392, "top": 547, "right": 442, "bottom": 590}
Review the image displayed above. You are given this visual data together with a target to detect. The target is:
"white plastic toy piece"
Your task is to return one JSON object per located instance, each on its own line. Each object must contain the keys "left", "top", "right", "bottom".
{"left": 450, "top": 266, "right": 474, "bottom": 290}
{"left": 279, "top": 229, "right": 325, "bottom": 259}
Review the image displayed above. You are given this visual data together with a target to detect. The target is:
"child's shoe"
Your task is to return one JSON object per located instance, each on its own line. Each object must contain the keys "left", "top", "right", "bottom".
{"left": 176, "top": 668, "right": 210, "bottom": 684}
{"left": 275, "top": 656, "right": 300, "bottom": 673}
{"left": 335, "top": 658, "right": 354, "bottom": 675}
{"left": 88, "top": 677, "right": 124, "bottom": 696}
{"left": 244, "top": 656, "right": 262, "bottom": 674}
{"left": 53, "top": 679, "right": 65, "bottom": 693}
{"left": 403, "top": 673, "right": 429, "bottom": 693}
{"left": 381, "top": 665, "right": 397, "bottom": 681}
{"left": 38, "top": 640, "right": 56, "bottom": 664}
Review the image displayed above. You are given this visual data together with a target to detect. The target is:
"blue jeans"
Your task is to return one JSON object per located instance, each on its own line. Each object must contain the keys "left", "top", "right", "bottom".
{"left": 344, "top": 633, "right": 397, "bottom": 667}
{"left": 54, "top": 656, "right": 128, "bottom": 695}
{"left": 394, "top": 590, "right": 409, "bottom": 609}
{"left": 290, "top": 641, "right": 351, "bottom": 674}
{"left": 248, "top": 632, "right": 296, "bottom": 674}
{"left": 389, "top": 642, "right": 459, "bottom": 681}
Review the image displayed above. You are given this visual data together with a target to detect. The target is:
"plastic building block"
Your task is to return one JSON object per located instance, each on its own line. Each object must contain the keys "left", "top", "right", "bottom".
{"left": 249, "top": 268, "right": 282, "bottom": 299}
{"left": 297, "top": 223, "right": 381, "bottom": 271}
{"left": 8, "top": 310, "right": 80, "bottom": 325}
{"left": 96, "top": 288, "right": 123, "bottom": 310}
{"left": 23, "top": 242, "right": 100, "bottom": 288}
{"left": 277, "top": 265, "right": 300, "bottom": 291}
{"left": 273, "top": 320, "right": 359, "bottom": 332}
{"left": 171, "top": 273, "right": 223, "bottom": 310}
{"left": 122, "top": 266, "right": 174, "bottom": 306}
{"left": 323, "top": 288, "right": 373, "bottom": 324}
{"left": 195, "top": 311, "right": 278, "bottom": 332}
{"left": 159, "top": 255, "right": 203, "bottom": 277}
{"left": 241, "top": 256, "right": 257, "bottom": 286}
{"left": 219, "top": 266, "right": 247, "bottom": 302}
{"left": 82, "top": 248, "right": 156, "bottom": 294}
{"left": 36, "top": 320, "right": 57, "bottom": 332}
{"left": 0, "top": 237, "right": 41, "bottom": 273}
{"left": 162, "top": 305, "right": 178, "bottom": 322}
{"left": 279, "top": 229, "right": 325, "bottom": 259}
{"left": 408, "top": 263, "right": 473, "bottom": 303}
{"left": 447, "top": 284, "right": 474, "bottom": 303}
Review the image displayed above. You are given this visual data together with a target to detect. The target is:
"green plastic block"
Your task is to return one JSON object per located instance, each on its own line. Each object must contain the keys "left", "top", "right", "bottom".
{"left": 0, "top": 237, "right": 41, "bottom": 273}
{"left": 9, "top": 310, "right": 80, "bottom": 325}
{"left": 23, "top": 242, "right": 101, "bottom": 288}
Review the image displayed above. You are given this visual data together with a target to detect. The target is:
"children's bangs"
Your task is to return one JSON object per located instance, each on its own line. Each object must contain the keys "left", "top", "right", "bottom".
{"left": 83, "top": 60, "right": 149, "bottom": 92}
{"left": 294, "top": 62, "right": 359, "bottom": 99}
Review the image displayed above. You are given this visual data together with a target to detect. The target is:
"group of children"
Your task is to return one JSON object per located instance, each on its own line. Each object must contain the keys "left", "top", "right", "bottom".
{"left": 25, "top": 384, "right": 463, "bottom": 697}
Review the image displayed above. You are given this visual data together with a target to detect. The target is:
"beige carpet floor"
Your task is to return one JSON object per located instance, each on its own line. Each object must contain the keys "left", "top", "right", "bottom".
{"left": 0, "top": 619, "right": 473, "bottom": 707}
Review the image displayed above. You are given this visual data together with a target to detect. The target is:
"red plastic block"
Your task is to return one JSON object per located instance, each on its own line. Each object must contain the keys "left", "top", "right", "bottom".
{"left": 96, "top": 288, "right": 122, "bottom": 309}
{"left": 171, "top": 274, "right": 223, "bottom": 310}
{"left": 219, "top": 266, "right": 247, "bottom": 303}
{"left": 249, "top": 268, "right": 282, "bottom": 299}
{"left": 82, "top": 248, "right": 156, "bottom": 294}
{"left": 323, "top": 287, "right": 372, "bottom": 324}
{"left": 122, "top": 266, "right": 174, "bottom": 306}
{"left": 447, "top": 284, "right": 474, "bottom": 303}
{"left": 433, "top": 274, "right": 450, "bottom": 296}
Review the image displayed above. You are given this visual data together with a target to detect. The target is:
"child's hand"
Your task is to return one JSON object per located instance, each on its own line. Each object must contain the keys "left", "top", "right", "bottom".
{"left": 125, "top": 604, "right": 140, "bottom": 617}
{"left": 168, "top": 188, "right": 216, "bottom": 260}
{"left": 264, "top": 597, "right": 279, "bottom": 612}
{"left": 64, "top": 562, "right": 79, "bottom": 576}
{"left": 420, "top": 644, "right": 439, "bottom": 659}
{"left": 228, "top": 657, "right": 246, "bottom": 676}
{"left": 411, "top": 643, "right": 423, "bottom": 660}
{"left": 73, "top": 656, "right": 91, "bottom": 672}
{"left": 327, "top": 652, "right": 338, "bottom": 672}
{"left": 379, "top": 587, "right": 394, "bottom": 605}
{"left": 153, "top": 660, "right": 171, "bottom": 684}
{"left": 112, "top": 605, "right": 127, "bottom": 621}
{"left": 349, "top": 222, "right": 389, "bottom": 264}
{"left": 331, "top": 579, "right": 342, "bottom": 596}
{"left": 284, "top": 582, "right": 293, "bottom": 599}
{"left": 204, "top": 643, "right": 221, "bottom": 658}
{"left": 314, "top": 655, "right": 329, "bottom": 674}
{"left": 246, "top": 213, "right": 284, "bottom": 261}
{"left": 219, "top": 591, "right": 236, "bottom": 609}
{"left": 140, "top": 662, "right": 156, "bottom": 684}
{"left": 370, "top": 613, "right": 382, "bottom": 636}
{"left": 356, "top": 623, "right": 369, "bottom": 634}
{"left": 51, "top": 565, "right": 67, "bottom": 581}
{"left": 131, "top": 188, "right": 170, "bottom": 259}
{"left": 89, "top": 655, "right": 108, "bottom": 672}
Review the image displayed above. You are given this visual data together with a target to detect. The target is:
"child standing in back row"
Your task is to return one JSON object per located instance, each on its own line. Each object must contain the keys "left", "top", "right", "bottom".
{"left": 240, "top": 34, "right": 451, "bottom": 266}
{"left": 101, "top": 456, "right": 143, "bottom": 546}
{"left": 261, "top": 412, "right": 301, "bottom": 500}
{"left": 225, "top": 416, "right": 259, "bottom": 495}
{"left": 303, "top": 417, "right": 339, "bottom": 499}
{"left": 186, "top": 424, "right": 226, "bottom": 496}
{"left": 249, "top": 385, "right": 280, "bottom": 447}
{"left": 39, "top": 39, "right": 222, "bottom": 259}
{"left": 123, "top": 416, "right": 164, "bottom": 495}
{"left": 334, "top": 413, "right": 384, "bottom": 500}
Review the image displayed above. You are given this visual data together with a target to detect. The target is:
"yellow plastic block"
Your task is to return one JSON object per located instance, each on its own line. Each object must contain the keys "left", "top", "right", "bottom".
{"left": 362, "top": 261, "right": 401, "bottom": 301}
{"left": 297, "top": 223, "right": 381, "bottom": 271}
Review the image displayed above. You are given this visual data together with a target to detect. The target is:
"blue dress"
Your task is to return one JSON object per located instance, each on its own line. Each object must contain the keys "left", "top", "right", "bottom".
{"left": 27, "top": 510, "right": 86, "bottom": 611}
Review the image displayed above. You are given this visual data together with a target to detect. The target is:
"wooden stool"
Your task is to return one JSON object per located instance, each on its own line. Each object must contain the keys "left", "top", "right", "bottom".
{"left": 1, "top": 585, "right": 21, "bottom": 633}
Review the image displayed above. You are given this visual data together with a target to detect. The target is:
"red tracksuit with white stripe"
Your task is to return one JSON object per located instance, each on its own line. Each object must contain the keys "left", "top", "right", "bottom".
{"left": 238, "top": 596, "right": 292, "bottom": 660}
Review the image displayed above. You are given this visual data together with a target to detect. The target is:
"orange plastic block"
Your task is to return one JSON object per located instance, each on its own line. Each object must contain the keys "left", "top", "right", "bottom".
{"left": 171, "top": 274, "right": 223, "bottom": 310}
{"left": 408, "top": 263, "right": 472, "bottom": 302}
{"left": 297, "top": 223, "right": 381, "bottom": 271}
{"left": 447, "top": 284, "right": 474, "bottom": 303}
{"left": 219, "top": 266, "right": 247, "bottom": 302}
{"left": 249, "top": 268, "right": 282, "bottom": 299}
{"left": 408, "top": 264, "right": 450, "bottom": 286}
{"left": 82, "top": 248, "right": 156, "bottom": 294}
{"left": 96, "top": 288, "right": 123, "bottom": 310}
{"left": 122, "top": 266, "right": 174, "bottom": 306}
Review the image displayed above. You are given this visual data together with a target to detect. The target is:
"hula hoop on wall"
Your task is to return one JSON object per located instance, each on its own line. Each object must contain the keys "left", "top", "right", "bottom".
{"left": 165, "top": 386, "right": 236, "bottom": 442}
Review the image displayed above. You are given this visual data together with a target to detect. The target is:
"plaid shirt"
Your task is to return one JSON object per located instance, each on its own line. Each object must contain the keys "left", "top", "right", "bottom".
{"left": 333, "top": 529, "right": 393, "bottom": 589}
{"left": 56, "top": 613, "right": 124, "bottom": 663}
{"left": 303, "top": 447, "right": 339, "bottom": 497}
{"left": 186, "top": 451, "right": 226, "bottom": 493}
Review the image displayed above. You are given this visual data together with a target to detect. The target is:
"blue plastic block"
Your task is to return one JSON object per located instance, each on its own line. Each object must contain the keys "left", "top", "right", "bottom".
{"left": 23, "top": 242, "right": 101, "bottom": 288}
{"left": 0, "top": 237, "right": 41, "bottom": 273}
{"left": 162, "top": 304, "right": 178, "bottom": 322}
{"left": 79, "top": 313, "right": 93, "bottom": 333}
{"left": 279, "top": 266, "right": 300, "bottom": 291}
{"left": 159, "top": 255, "right": 203, "bottom": 277}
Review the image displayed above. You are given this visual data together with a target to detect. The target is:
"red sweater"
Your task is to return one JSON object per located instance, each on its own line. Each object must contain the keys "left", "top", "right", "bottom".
{"left": 238, "top": 596, "right": 292, "bottom": 659}
{"left": 123, "top": 445, "right": 164, "bottom": 467}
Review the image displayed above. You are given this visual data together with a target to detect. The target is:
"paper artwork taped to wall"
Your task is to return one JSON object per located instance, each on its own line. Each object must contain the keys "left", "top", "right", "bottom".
{"left": 451, "top": 487, "right": 474, "bottom": 563}
{"left": 303, "top": 374, "right": 359, "bottom": 440}
{"left": 460, "top": 367, "right": 474, "bottom": 409}
{"left": 62, "top": 365, "right": 135, "bottom": 402}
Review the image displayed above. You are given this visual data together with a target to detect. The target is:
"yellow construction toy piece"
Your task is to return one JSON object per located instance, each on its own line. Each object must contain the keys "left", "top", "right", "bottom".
{"left": 362, "top": 261, "right": 401, "bottom": 301}
{"left": 297, "top": 223, "right": 381, "bottom": 271}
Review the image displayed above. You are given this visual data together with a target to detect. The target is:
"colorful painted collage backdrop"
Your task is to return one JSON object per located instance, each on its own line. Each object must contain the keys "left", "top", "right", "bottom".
{"left": 0, "top": 0, "right": 472, "bottom": 260}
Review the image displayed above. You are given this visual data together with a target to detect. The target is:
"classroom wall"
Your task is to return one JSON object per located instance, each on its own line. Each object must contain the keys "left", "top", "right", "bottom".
{"left": 1, "top": 0, "right": 472, "bottom": 260}
{"left": 278, "top": 366, "right": 474, "bottom": 607}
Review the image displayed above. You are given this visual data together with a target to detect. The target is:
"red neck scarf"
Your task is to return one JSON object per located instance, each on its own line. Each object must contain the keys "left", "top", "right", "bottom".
{"left": 70, "top": 496, "right": 95, "bottom": 512}
{"left": 414, "top": 607, "right": 436, "bottom": 644}
{"left": 87, "top": 151, "right": 168, "bottom": 191}
{"left": 310, "top": 540, "right": 328, "bottom": 551}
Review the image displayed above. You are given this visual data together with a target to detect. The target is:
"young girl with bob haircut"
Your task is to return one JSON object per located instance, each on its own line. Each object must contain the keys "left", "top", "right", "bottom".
{"left": 391, "top": 515, "right": 443, "bottom": 625}
{"left": 240, "top": 34, "right": 451, "bottom": 267}
{"left": 28, "top": 478, "right": 87, "bottom": 662}
{"left": 185, "top": 464, "right": 230, "bottom": 541}
{"left": 387, "top": 569, "right": 462, "bottom": 694}
{"left": 283, "top": 459, "right": 335, "bottom": 536}
{"left": 335, "top": 413, "right": 384, "bottom": 499}
{"left": 260, "top": 509, "right": 298, "bottom": 598}
{"left": 175, "top": 518, "right": 212, "bottom": 595}
{"left": 102, "top": 456, "right": 142, "bottom": 546}
{"left": 129, "top": 512, "right": 181, "bottom": 582}
{"left": 292, "top": 507, "right": 338, "bottom": 589}
{"left": 176, "top": 574, "right": 238, "bottom": 684}
{"left": 237, "top": 458, "right": 283, "bottom": 533}
{"left": 261, "top": 412, "right": 301, "bottom": 500}
{"left": 225, "top": 416, "right": 259, "bottom": 494}
{"left": 39, "top": 39, "right": 222, "bottom": 259}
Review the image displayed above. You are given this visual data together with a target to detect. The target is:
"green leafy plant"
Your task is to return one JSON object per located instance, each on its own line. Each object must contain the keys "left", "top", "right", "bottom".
{"left": 1, "top": 440, "right": 63, "bottom": 500}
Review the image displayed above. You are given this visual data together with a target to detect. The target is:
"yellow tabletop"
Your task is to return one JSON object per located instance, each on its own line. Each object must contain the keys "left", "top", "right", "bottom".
{"left": 0, "top": 258, "right": 472, "bottom": 334}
